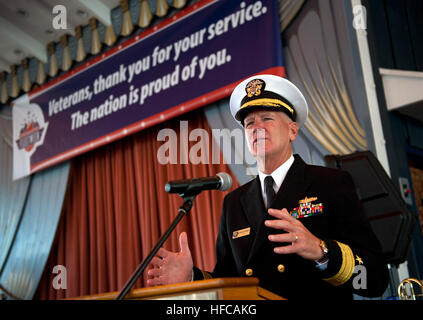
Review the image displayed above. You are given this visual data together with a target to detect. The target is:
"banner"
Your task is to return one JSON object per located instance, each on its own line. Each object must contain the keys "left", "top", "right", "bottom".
{"left": 13, "top": 0, "right": 285, "bottom": 180}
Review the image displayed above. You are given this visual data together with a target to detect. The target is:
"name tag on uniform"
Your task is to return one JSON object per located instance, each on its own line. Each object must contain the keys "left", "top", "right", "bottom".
{"left": 232, "top": 227, "right": 251, "bottom": 239}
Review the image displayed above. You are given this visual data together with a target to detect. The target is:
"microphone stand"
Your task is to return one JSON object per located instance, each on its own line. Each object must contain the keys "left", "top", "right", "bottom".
{"left": 116, "top": 191, "right": 199, "bottom": 300}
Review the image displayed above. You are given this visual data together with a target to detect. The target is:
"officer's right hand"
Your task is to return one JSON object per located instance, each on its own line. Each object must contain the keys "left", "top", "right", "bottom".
{"left": 146, "top": 232, "right": 194, "bottom": 286}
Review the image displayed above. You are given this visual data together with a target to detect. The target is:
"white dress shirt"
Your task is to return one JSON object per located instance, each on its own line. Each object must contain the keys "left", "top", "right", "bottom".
{"left": 258, "top": 154, "right": 295, "bottom": 208}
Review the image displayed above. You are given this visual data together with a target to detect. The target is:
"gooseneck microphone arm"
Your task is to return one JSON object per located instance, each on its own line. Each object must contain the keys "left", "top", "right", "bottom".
{"left": 115, "top": 192, "right": 198, "bottom": 300}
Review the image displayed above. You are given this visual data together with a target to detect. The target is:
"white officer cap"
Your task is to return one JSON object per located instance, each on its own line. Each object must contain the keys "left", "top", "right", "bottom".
{"left": 229, "top": 74, "right": 308, "bottom": 127}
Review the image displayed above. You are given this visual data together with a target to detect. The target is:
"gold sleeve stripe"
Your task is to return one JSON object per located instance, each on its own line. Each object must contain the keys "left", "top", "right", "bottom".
{"left": 201, "top": 270, "right": 212, "bottom": 280}
{"left": 240, "top": 98, "right": 294, "bottom": 115}
{"left": 323, "top": 241, "right": 355, "bottom": 286}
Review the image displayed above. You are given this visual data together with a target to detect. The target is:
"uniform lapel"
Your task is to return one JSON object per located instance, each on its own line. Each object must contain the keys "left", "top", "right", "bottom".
{"left": 246, "top": 155, "right": 311, "bottom": 264}
{"left": 240, "top": 177, "right": 266, "bottom": 235}
{"left": 271, "top": 155, "right": 310, "bottom": 212}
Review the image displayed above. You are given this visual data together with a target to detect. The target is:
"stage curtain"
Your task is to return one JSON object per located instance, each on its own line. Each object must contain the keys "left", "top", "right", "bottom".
{"left": 35, "top": 109, "right": 239, "bottom": 299}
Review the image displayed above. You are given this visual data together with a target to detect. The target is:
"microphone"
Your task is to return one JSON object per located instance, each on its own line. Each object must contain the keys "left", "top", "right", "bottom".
{"left": 165, "top": 172, "right": 232, "bottom": 194}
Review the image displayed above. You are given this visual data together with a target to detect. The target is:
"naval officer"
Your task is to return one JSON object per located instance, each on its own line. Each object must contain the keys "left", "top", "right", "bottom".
{"left": 146, "top": 74, "right": 389, "bottom": 300}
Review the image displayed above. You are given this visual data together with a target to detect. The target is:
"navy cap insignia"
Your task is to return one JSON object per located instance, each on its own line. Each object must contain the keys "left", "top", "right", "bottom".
{"left": 245, "top": 79, "right": 264, "bottom": 97}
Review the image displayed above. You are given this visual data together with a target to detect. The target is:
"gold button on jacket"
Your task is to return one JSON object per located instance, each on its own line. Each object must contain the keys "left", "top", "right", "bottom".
{"left": 277, "top": 264, "right": 285, "bottom": 273}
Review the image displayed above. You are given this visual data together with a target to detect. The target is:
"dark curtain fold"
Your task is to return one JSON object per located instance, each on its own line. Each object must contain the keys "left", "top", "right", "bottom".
{"left": 35, "top": 109, "right": 239, "bottom": 299}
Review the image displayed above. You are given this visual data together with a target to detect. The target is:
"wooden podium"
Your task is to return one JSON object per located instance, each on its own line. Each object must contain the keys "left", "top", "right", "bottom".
{"left": 70, "top": 277, "right": 285, "bottom": 300}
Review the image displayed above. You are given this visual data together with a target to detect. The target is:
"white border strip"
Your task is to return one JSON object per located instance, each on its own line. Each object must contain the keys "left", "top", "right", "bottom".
{"left": 351, "top": 0, "right": 391, "bottom": 177}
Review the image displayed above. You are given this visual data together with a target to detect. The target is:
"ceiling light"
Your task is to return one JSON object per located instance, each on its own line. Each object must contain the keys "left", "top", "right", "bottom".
{"left": 13, "top": 49, "right": 24, "bottom": 56}
{"left": 76, "top": 9, "right": 88, "bottom": 18}
{"left": 45, "top": 29, "right": 56, "bottom": 36}
{"left": 17, "top": 8, "right": 28, "bottom": 17}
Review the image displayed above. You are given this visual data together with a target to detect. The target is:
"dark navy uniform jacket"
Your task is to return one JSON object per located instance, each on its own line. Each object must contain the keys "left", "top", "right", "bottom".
{"left": 194, "top": 154, "right": 389, "bottom": 300}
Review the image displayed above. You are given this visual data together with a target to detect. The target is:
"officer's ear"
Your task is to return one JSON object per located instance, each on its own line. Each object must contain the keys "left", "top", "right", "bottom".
{"left": 288, "top": 121, "right": 298, "bottom": 142}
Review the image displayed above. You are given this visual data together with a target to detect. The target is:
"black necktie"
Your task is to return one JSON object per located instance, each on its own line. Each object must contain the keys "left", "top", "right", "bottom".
{"left": 264, "top": 175, "right": 276, "bottom": 209}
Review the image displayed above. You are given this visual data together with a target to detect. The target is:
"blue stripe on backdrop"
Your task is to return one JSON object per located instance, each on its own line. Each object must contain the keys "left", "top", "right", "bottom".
{"left": 0, "top": 160, "right": 70, "bottom": 300}
{"left": 0, "top": 144, "right": 30, "bottom": 272}
{"left": 0, "top": 110, "right": 31, "bottom": 296}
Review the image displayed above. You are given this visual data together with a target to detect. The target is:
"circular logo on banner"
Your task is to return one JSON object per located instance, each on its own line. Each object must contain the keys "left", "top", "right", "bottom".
{"left": 15, "top": 103, "right": 48, "bottom": 155}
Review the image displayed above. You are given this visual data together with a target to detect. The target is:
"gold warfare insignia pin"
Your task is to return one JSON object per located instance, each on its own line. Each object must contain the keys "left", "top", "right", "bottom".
{"left": 245, "top": 79, "right": 264, "bottom": 97}
{"left": 290, "top": 196, "right": 324, "bottom": 219}
{"left": 232, "top": 227, "right": 251, "bottom": 239}
{"left": 298, "top": 196, "right": 318, "bottom": 204}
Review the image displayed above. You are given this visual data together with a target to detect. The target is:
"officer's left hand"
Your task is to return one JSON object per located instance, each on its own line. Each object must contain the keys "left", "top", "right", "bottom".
{"left": 265, "top": 208, "right": 323, "bottom": 261}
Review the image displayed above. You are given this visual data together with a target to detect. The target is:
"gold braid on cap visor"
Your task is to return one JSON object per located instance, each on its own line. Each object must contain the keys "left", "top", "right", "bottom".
{"left": 240, "top": 98, "right": 294, "bottom": 116}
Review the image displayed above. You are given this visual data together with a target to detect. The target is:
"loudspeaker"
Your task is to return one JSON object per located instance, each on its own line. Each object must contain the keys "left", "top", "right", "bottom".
{"left": 324, "top": 151, "right": 416, "bottom": 266}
